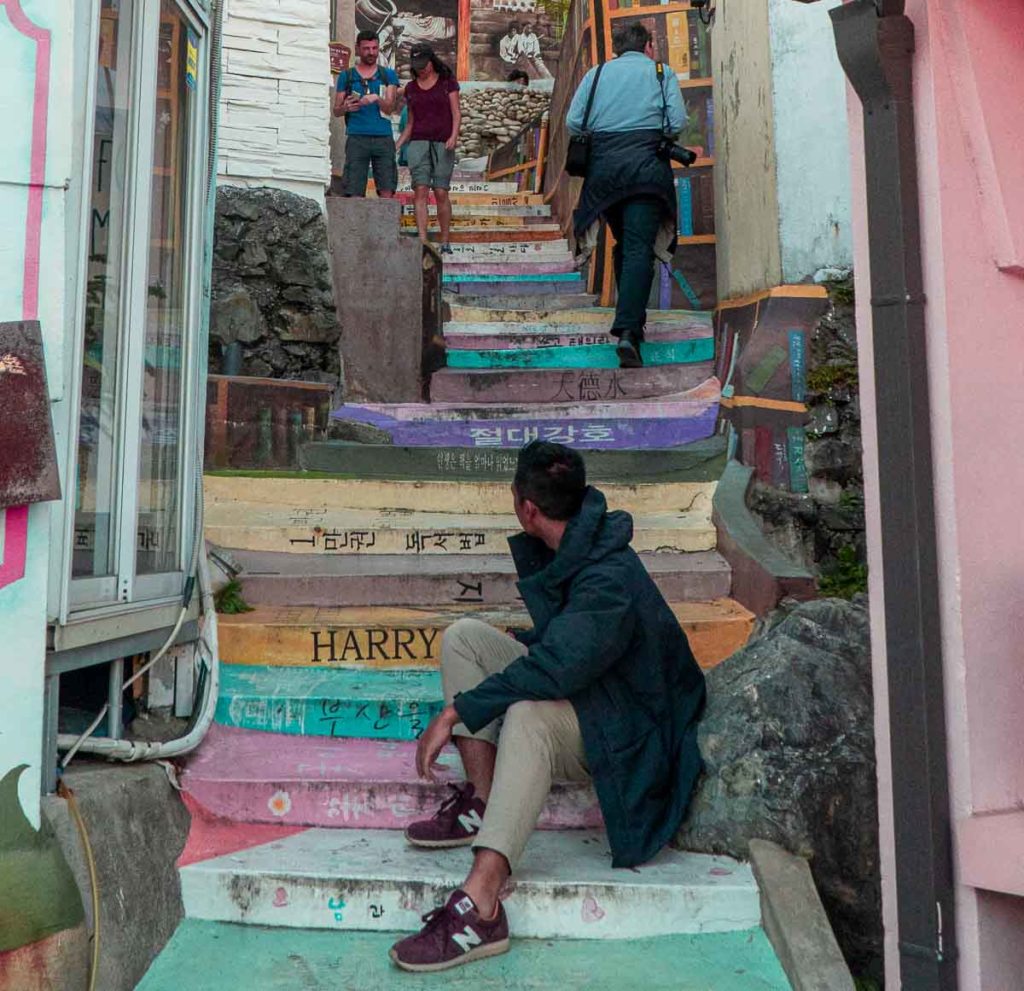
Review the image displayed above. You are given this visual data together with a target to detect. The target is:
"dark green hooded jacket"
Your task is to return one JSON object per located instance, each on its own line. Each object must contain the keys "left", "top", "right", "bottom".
{"left": 452, "top": 486, "right": 706, "bottom": 868}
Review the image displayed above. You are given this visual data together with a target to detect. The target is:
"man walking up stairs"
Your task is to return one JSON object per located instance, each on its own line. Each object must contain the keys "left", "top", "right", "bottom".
{"left": 137, "top": 165, "right": 792, "bottom": 990}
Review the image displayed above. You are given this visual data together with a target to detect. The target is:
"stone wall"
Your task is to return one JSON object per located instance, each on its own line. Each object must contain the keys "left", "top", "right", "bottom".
{"left": 218, "top": 0, "right": 332, "bottom": 200}
{"left": 210, "top": 186, "right": 341, "bottom": 386}
{"left": 458, "top": 86, "right": 550, "bottom": 159}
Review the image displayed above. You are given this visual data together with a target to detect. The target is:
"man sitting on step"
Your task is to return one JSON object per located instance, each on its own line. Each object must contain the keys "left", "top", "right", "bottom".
{"left": 389, "top": 441, "right": 706, "bottom": 972}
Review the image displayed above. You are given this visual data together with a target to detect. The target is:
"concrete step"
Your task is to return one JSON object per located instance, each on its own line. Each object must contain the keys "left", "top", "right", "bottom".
{"left": 205, "top": 500, "right": 718, "bottom": 557}
{"left": 137, "top": 920, "right": 791, "bottom": 991}
{"left": 445, "top": 338, "right": 713, "bottom": 370}
{"left": 215, "top": 600, "right": 754, "bottom": 672}
{"left": 443, "top": 278, "right": 586, "bottom": 297}
{"left": 441, "top": 259, "right": 577, "bottom": 277}
{"left": 215, "top": 665, "right": 444, "bottom": 738}
{"left": 330, "top": 393, "right": 720, "bottom": 449}
{"left": 182, "top": 725, "right": 601, "bottom": 830}
{"left": 401, "top": 203, "right": 552, "bottom": 218}
{"left": 442, "top": 292, "right": 598, "bottom": 310}
{"left": 178, "top": 828, "right": 761, "bottom": 938}
{"left": 446, "top": 304, "right": 712, "bottom": 325}
{"left": 295, "top": 435, "right": 728, "bottom": 481}
{"left": 440, "top": 228, "right": 565, "bottom": 243}
{"left": 443, "top": 321, "right": 708, "bottom": 350}
{"left": 429, "top": 362, "right": 715, "bottom": 404}
{"left": 204, "top": 473, "right": 717, "bottom": 517}
{"left": 402, "top": 216, "right": 556, "bottom": 230}
{"left": 438, "top": 241, "right": 572, "bottom": 260}
{"left": 225, "top": 550, "right": 733, "bottom": 608}
{"left": 392, "top": 190, "right": 544, "bottom": 206}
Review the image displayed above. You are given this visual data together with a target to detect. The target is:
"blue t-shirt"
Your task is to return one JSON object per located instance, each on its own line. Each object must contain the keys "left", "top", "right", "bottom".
{"left": 338, "top": 65, "right": 399, "bottom": 137}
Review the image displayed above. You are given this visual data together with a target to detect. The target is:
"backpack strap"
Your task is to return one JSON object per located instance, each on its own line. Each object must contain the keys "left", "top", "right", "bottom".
{"left": 580, "top": 61, "right": 605, "bottom": 133}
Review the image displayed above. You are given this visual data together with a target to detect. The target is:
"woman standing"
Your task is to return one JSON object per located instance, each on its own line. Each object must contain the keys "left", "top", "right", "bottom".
{"left": 396, "top": 44, "right": 461, "bottom": 253}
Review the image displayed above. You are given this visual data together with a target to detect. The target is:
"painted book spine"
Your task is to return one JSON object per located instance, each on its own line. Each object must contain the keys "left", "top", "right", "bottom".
{"left": 677, "top": 177, "right": 694, "bottom": 236}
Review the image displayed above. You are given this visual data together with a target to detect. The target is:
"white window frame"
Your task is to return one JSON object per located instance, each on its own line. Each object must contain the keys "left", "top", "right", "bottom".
{"left": 49, "top": 0, "right": 210, "bottom": 642}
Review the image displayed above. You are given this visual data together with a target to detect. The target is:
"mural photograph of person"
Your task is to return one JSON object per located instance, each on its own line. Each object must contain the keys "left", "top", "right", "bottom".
{"left": 498, "top": 22, "right": 521, "bottom": 67}
{"left": 471, "top": 0, "right": 561, "bottom": 82}
{"left": 355, "top": 0, "right": 458, "bottom": 75}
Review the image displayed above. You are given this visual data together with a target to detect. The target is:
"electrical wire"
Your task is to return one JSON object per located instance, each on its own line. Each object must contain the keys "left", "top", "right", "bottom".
{"left": 57, "top": 781, "right": 100, "bottom": 991}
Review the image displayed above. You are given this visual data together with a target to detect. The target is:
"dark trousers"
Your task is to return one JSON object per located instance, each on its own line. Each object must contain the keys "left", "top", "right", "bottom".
{"left": 605, "top": 195, "right": 662, "bottom": 340}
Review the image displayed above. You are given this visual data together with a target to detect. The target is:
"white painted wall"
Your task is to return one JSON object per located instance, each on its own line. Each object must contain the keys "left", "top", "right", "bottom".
{"left": 0, "top": 0, "right": 76, "bottom": 828}
{"left": 710, "top": 0, "right": 783, "bottom": 299}
{"left": 218, "top": 0, "right": 332, "bottom": 203}
{"left": 768, "top": 0, "right": 852, "bottom": 282}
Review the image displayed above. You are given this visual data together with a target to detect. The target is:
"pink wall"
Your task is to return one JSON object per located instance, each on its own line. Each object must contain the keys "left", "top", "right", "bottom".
{"left": 848, "top": 2, "right": 1024, "bottom": 988}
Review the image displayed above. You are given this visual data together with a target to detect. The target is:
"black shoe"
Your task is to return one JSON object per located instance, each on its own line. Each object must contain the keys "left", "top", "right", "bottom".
{"left": 616, "top": 334, "right": 643, "bottom": 368}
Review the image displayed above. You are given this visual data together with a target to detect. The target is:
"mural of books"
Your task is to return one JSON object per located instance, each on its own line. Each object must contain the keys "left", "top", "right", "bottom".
{"left": 606, "top": 9, "right": 711, "bottom": 80}
{"left": 674, "top": 166, "right": 714, "bottom": 237}
{"left": 355, "top": 0, "right": 459, "bottom": 76}
{"left": 470, "top": 0, "right": 564, "bottom": 82}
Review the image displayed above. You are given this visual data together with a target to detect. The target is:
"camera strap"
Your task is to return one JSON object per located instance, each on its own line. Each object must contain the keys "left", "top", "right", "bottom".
{"left": 581, "top": 61, "right": 605, "bottom": 133}
{"left": 656, "top": 61, "right": 669, "bottom": 135}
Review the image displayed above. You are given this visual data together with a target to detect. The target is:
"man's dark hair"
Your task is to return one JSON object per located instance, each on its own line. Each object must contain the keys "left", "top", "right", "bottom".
{"left": 612, "top": 22, "right": 651, "bottom": 56}
{"left": 507, "top": 69, "right": 530, "bottom": 85}
{"left": 356, "top": 29, "right": 379, "bottom": 46}
{"left": 507, "top": 21, "right": 519, "bottom": 33}
{"left": 514, "top": 441, "right": 586, "bottom": 521}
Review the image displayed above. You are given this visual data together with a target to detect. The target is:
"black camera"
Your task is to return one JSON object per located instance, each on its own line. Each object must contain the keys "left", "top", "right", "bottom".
{"left": 656, "top": 138, "right": 698, "bottom": 166}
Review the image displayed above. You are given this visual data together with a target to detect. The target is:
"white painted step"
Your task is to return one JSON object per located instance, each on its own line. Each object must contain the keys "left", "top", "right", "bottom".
{"left": 180, "top": 828, "right": 760, "bottom": 939}
{"left": 440, "top": 242, "right": 572, "bottom": 260}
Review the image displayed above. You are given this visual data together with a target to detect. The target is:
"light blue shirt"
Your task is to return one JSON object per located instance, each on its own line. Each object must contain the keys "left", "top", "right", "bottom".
{"left": 566, "top": 52, "right": 686, "bottom": 137}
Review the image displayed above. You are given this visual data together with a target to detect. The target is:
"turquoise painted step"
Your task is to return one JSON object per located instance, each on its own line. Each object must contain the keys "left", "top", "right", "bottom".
{"left": 446, "top": 337, "right": 715, "bottom": 370}
{"left": 442, "top": 271, "right": 582, "bottom": 284}
{"left": 216, "top": 665, "right": 442, "bottom": 740}
{"left": 138, "top": 921, "right": 792, "bottom": 991}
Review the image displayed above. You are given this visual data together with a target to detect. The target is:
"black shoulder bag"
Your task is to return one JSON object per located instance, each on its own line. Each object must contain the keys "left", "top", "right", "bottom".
{"left": 565, "top": 62, "right": 605, "bottom": 178}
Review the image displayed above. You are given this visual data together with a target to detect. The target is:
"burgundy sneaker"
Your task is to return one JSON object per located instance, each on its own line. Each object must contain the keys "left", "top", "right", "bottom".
{"left": 389, "top": 889, "right": 509, "bottom": 972}
{"left": 405, "top": 783, "right": 486, "bottom": 849}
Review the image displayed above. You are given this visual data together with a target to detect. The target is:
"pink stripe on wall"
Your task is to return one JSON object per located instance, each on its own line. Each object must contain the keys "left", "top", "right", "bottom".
{"left": 0, "top": 1, "right": 51, "bottom": 589}
{"left": 0, "top": 505, "right": 29, "bottom": 589}
{"left": 1, "top": 0, "right": 51, "bottom": 322}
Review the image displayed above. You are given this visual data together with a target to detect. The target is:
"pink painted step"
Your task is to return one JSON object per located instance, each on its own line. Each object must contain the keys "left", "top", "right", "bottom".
{"left": 183, "top": 724, "right": 603, "bottom": 831}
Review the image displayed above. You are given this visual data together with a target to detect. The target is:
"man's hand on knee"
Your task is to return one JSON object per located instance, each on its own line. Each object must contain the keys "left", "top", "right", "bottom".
{"left": 416, "top": 704, "right": 460, "bottom": 781}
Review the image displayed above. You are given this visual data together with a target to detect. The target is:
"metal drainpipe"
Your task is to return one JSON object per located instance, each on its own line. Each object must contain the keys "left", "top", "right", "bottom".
{"left": 829, "top": 3, "right": 958, "bottom": 989}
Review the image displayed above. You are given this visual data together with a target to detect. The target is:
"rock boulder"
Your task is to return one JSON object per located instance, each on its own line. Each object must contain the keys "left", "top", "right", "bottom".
{"left": 676, "top": 595, "right": 881, "bottom": 979}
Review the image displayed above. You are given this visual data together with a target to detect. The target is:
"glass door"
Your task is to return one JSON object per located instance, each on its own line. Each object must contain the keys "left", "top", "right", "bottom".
{"left": 70, "top": 0, "right": 137, "bottom": 607}
{"left": 64, "top": 0, "right": 206, "bottom": 618}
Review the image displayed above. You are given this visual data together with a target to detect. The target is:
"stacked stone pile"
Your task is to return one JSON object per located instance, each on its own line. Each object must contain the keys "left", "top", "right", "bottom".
{"left": 458, "top": 86, "right": 550, "bottom": 159}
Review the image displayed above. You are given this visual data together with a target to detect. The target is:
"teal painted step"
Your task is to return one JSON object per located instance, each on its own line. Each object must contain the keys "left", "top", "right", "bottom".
{"left": 442, "top": 271, "right": 582, "bottom": 284}
{"left": 138, "top": 921, "right": 792, "bottom": 991}
{"left": 216, "top": 665, "right": 442, "bottom": 740}
{"left": 446, "top": 337, "right": 715, "bottom": 370}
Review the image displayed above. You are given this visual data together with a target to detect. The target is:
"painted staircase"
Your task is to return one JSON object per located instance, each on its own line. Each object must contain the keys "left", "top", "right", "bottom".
{"left": 138, "top": 167, "right": 791, "bottom": 990}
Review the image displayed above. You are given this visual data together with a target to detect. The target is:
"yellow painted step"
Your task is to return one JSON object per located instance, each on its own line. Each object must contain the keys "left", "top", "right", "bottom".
{"left": 217, "top": 600, "right": 754, "bottom": 672}
{"left": 204, "top": 475, "right": 716, "bottom": 518}
{"left": 204, "top": 504, "right": 717, "bottom": 556}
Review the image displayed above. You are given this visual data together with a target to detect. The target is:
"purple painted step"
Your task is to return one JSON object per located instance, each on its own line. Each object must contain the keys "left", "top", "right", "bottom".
{"left": 183, "top": 724, "right": 602, "bottom": 830}
{"left": 430, "top": 362, "right": 715, "bottom": 404}
{"left": 330, "top": 410, "right": 717, "bottom": 449}
{"left": 229, "top": 550, "right": 733, "bottom": 607}
{"left": 444, "top": 278, "right": 584, "bottom": 297}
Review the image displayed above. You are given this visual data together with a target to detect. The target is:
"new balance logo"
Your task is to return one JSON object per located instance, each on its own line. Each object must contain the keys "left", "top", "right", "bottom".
{"left": 457, "top": 809, "right": 483, "bottom": 834}
{"left": 452, "top": 926, "right": 482, "bottom": 954}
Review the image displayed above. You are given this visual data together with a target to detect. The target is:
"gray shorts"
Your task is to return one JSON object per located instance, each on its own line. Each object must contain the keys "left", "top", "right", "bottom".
{"left": 406, "top": 140, "right": 456, "bottom": 190}
{"left": 343, "top": 134, "right": 398, "bottom": 196}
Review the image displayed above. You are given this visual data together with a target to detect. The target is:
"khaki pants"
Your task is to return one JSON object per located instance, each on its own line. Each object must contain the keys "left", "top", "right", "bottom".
{"left": 441, "top": 618, "right": 591, "bottom": 871}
